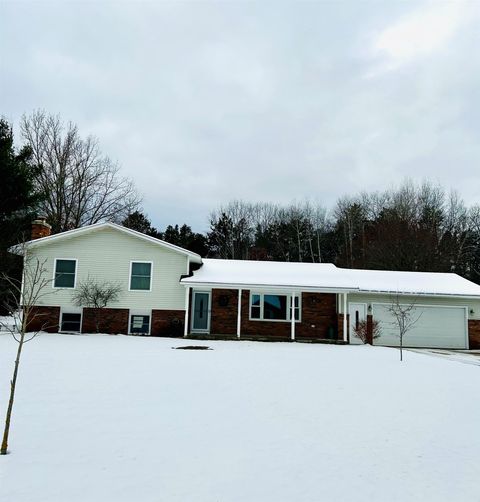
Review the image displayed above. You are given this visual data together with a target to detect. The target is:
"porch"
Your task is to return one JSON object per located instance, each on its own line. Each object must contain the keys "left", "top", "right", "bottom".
{"left": 183, "top": 287, "right": 351, "bottom": 343}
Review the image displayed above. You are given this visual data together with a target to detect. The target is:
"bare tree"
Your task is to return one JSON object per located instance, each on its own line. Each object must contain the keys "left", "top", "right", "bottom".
{"left": 208, "top": 201, "right": 255, "bottom": 259}
{"left": 20, "top": 110, "right": 141, "bottom": 233}
{"left": 72, "top": 277, "right": 121, "bottom": 333}
{"left": 1, "top": 250, "right": 54, "bottom": 455}
{"left": 386, "top": 295, "right": 422, "bottom": 361}
{"left": 353, "top": 319, "right": 381, "bottom": 344}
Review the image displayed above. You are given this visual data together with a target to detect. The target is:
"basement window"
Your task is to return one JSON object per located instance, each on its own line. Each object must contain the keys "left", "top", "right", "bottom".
{"left": 129, "top": 314, "right": 151, "bottom": 335}
{"left": 250, "top": 293, "right": 301, "bottom": 322}
{"left": 60, "top": 313, "right": 81, "bottom": 333}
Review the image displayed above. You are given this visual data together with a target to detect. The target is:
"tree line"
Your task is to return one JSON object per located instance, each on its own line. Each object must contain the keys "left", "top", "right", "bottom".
{"left": 2, "top": 110, "right": 480, "bottom": 313}
{"left": 122, "top": 182, "right": 480, "bottom": 286}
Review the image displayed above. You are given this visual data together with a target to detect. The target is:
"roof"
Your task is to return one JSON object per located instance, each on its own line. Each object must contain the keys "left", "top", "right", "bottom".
{"left": 10, "top": 222, "right": 203, "bottom": 263}
{"left": 181, "top": 258, "right": 480, "bottom": 297}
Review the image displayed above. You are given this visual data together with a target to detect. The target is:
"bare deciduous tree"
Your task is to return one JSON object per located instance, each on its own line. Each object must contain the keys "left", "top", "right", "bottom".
{"left": 386, "top": 295, "right": 422, "bottom": 361}
{"left": 353, "top": 319, "right": 381, "bottom": 344}
{"left": 72, "top": 277, "right": 121, "bottom": 333}
{"left": 1, "top": 250, "right": 54, "bottom": 455}
{"left": 20, "top": 110, "right": 141, "bottom": 233}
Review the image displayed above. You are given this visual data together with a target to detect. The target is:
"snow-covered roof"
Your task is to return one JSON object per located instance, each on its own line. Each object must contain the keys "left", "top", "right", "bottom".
{"left": 10, "top": 222, "right": 203, "bottom": 263}
{"left": 181, "top": 259, "right": 480, "bottom": 297}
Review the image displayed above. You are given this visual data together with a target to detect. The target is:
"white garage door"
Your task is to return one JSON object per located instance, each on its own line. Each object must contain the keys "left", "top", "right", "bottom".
{"left": 372, "top": 304, "right": 468, "bottom": 349}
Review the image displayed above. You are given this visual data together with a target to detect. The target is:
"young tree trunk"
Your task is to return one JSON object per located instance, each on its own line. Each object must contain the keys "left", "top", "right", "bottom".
{"left": 400, "top": 333, "right": 403, "bottom": 362}
{"left": 1, "top": 331, "right": 25, "bottom": 455}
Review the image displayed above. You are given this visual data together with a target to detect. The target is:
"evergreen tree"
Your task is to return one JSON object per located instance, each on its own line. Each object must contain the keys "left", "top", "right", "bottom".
{"left": 0, "top": 119, "right": 43, "bottom": 314}
{"left": 122, "top": 211, "right": 160, "bottom": 238}
{"left": 162, "top": 224, "right": 208, "bottom": 256}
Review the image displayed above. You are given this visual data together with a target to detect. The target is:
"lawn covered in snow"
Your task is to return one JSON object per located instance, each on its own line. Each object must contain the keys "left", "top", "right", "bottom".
{"left": 0, "top": 334, "right": 479, "bottom": 502}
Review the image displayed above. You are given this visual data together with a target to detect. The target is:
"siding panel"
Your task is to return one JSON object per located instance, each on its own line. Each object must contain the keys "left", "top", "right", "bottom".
{"left": 28, "top": 227, "right": 189, "bottom": 310}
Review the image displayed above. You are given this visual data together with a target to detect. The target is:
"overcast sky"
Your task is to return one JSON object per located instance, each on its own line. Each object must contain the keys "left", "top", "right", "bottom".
{"left": 1, "top": 0, "right": 479, "bottom": 231}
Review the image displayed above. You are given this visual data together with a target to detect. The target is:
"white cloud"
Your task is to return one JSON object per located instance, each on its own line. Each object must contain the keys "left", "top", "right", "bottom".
{"left": 1, "top": 1, "right": 480, "bottom": 230}
{"left": 370, "top": 1, "right": 476, "bottom": 73}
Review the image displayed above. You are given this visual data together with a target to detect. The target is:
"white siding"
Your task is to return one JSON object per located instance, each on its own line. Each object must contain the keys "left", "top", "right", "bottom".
{"left": 27, "top": 227, "right": 189, "bottom": 310}
{"left": 372, "top": 303, "right": 468, "bottom": 349}
{"left": 341, "top": 292, "right": 480, "bottom": 321}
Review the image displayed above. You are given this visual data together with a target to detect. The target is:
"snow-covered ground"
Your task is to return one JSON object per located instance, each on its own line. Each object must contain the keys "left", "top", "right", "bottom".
{"left": 0, "top": 334, "right": 479, "bottom": 502}
{"left": 0, "top": 315, "right": 18, "bottom": 332}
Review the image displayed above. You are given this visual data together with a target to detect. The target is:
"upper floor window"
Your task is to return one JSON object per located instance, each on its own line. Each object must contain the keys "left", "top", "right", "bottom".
{"left": 54, "top": 259, "right": 77, "bottom": 288}
{"left": 130, "top": 262, "right": 152, "bottom": 291}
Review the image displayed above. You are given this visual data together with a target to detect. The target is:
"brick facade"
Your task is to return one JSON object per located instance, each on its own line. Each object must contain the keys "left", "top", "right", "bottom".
{"left": 468, "top": 320, "right": 480, "bottom": 349}
{"left": 203, "top": 289, "right": 340, "bottom": 341}
{"left": 366, "top": 314, "right": 373, "bottom": 345}
{"left": 82, "top": 308, "right": 129, "bottom": 334}
{"left": 210, "top": 289, "right": 239, "bottom": 336}
{"left": 151, "top": 309, "right": 185, "bottom": 337}
{"left": 296, "top": 292, "right": 337, "bottom": 339}
{"left": 26, "top": 306, "right": 60, "bottom": 333}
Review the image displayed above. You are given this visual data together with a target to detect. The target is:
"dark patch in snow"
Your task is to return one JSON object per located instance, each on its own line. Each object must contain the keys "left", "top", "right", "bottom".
{"left": 173, "top": 345, "right": 212, "bottom": 350}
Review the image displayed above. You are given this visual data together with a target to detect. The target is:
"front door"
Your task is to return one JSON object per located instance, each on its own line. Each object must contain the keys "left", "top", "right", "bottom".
{"left": 191, "top": 291, "right": 211, "bottom": 333}
{"left": 348, "top": 303, "right": 367, "bottom": 344}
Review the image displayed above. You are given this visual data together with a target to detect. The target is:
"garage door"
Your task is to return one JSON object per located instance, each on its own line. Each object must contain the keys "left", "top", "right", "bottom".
{"left": 372, "top": 304, "right": 467, "bottom": 349}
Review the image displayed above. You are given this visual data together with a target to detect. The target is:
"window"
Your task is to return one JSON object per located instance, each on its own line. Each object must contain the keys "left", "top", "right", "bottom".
{"left": 129, "top": 314, "right": 150, "bottom": 335}
{"left": 60, "top": 313, "right": 81, "bottom": 333}
{"left": 251, "top": 294, "right": 261, "bottom": 319}
{"left": 130, "top": 262, "right": 152, "bottom": 291}
{"left": 264, "top": 294, "right": 287, "bottom": 320}
{"left": 250, "top": 293, "right": 301, "bottom": 322}
{"left": 54, "top": 259, "right": 76, "bottom": 288}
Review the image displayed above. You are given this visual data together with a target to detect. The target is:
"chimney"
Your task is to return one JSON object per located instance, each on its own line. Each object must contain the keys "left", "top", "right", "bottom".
{"left": 31, "top": 217, "right": 52, "bottom": 240}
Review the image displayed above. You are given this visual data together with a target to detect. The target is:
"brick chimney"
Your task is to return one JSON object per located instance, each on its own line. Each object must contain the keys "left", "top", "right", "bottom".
{"left": 31, "top": 217, "right": 52, "bottom": 240}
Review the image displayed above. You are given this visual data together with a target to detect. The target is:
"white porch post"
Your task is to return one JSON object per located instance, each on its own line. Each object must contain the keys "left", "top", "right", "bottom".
{"left": 236, "top": 288, "right": 242, "bottom": 339}
{"left": 291, "top": 292, "right": 296, "bottom": 341}
{"left": 343, "top": 292, "right": 348, "bottom": 342}
{"left": 184, "top": 286, "right": 190, "bottom": 338}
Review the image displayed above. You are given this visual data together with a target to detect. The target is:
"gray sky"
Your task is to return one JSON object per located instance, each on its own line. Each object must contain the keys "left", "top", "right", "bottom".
{"left": 1, "top": 0, "right": 479, "bottom": 231}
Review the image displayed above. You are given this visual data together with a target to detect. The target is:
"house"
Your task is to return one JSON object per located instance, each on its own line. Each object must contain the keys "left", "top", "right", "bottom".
{"left": 182, "top": 259, "right": 480, "bottom": 349}
{"left": 13, "top": 218, "right": 480, "bottom": 349}
{"left": 15, "top": 218, "right": 202, "bottom": 336}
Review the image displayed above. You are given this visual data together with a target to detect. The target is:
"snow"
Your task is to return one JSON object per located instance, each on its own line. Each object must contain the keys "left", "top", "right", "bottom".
{"left": 0, "top": 316, "right": 18, "bottom": 332}
{"left": 1, "top": 334, "right": 479, "bottom": 502}
{"left": 182, "top": 258, "right": 480, "bottom": 297}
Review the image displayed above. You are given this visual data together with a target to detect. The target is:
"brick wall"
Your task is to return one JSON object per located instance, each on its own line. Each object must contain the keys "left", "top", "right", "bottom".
{"left": 82, "top": 308, "right": 129, "bottom": 334}
{"left": 296, "top": 292, "right": 337, "bottom": 339}
{"left": 366, "top": 314, "right": 373, "bottom": 344}
{"left": 151, "top": 309, "right": 185, "bottom": 337}
{"left": 25, "top": 306, "right": 60, "bottom": 333}
{"left": 206, "top": 289, "right": 338, "bottom": 340}
{"left": 468, "top": 320, "right": 480, "bottom": 349}
{"left": 210, "top": 289, "right": 239, "bottom": 335}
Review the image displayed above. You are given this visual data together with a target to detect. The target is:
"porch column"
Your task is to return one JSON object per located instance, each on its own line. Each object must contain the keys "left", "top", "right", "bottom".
{"left": 184, "top": 286, "right": 190, "bottom": 338}
{"left": 236, "top": 288, "right": 242, "bottom": 339}
{"left": 291, "top": 292, "right": 296, "bottom": 341}
{"left": 343, "top": 292, "right": 348, "bottom": 342}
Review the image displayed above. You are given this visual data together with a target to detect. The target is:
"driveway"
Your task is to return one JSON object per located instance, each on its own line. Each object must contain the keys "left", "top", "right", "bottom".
{"left": 407, "top": 348, "right": 480, "bottom": 366}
